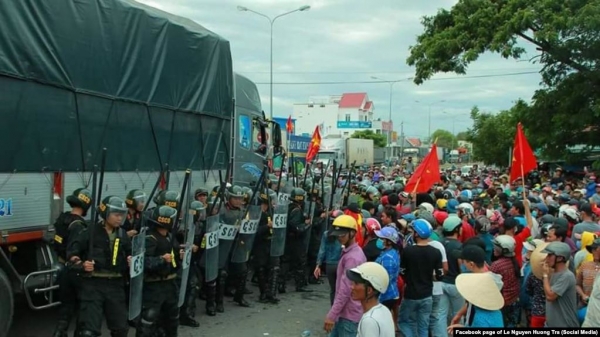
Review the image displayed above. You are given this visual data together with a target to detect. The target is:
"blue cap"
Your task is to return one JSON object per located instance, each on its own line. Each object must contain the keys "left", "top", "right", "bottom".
{"left": 447, "top": 199, "right": 459, "bottom": 214}
{"left": 411, "top": 219, "right": 432, "bottom": 239}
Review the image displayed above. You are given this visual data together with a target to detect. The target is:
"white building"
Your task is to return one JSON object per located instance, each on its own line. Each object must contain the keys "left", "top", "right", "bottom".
{"left": 293, "top": 93, "right": 390, "bottom": 138}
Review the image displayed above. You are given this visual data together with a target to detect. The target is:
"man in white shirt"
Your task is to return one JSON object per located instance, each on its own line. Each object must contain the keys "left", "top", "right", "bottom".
{"left": 347, "top": 262, "right": 396, "bottom": 337}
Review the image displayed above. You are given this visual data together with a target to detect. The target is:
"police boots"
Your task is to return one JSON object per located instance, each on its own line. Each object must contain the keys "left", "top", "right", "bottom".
{"left": 257, "top": 267, "right": 269, "bottom": 303}
{"left": 205, "top": 282, "right": 217, "bottom": 316}
{"left": 266, "top": 267, "right": 280, "bottom": 304}
{"left": 233, "top": 272, "right": 251, "bottom": 307}
{"left": 52, "top": 321, "right": 69, "bottom": 337}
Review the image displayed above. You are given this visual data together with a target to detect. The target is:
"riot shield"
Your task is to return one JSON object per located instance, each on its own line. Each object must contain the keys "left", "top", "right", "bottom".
{"left": 303, "top": 201, "right": 315, "bottom": 253}
{"left": 201, "top": 215, "right": 220, "bottom": 282}
{"left": 128, "top": 227, "right": 147, "bottom": 321}
{"left": 178, "top": 215, "right": 196, "bottom": 307}
{"left": 218, "top": 208, "right": 240, "bottom": 269}
{"left": 333, "top": 192, "right": 343, "bottom": 210}
{"left": 270, "top": 203, "right": 289, "bottom": 257}
{"left": 277, "top": 180, "right": 293, "bottom": 205}
{"left": 230, "top": 205, "right": 261, "bottom": 263}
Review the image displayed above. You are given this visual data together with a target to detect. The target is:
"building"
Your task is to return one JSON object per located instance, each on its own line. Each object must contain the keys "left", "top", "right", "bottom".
{"left": 292, "top": 93, "right": 392, "bottom": 139}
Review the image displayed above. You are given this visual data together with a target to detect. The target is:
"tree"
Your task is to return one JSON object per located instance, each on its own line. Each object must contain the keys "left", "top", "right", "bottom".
{"left": 465, "top": 104, "right": 527, "bottom": 166}
{"left": 406, "top": 0, "right": 600, "bottom": 160}
{"left": 350, "top": 130, "right": 387, "bottom": 148}
{"left": 429, "top": 129, "right": 457, "bottom": 149}
{"left": 455, "top": 131, "right": 469, "bottom": 141}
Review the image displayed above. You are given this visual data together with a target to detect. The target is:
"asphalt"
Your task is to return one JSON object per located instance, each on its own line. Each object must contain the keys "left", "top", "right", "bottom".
{"left": 9, "top": 279, "right": 332, "bottom": 337}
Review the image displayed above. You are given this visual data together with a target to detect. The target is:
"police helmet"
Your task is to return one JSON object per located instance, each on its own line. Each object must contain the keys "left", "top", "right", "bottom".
{"left": 227, "top": 185, "right": 245, "bottom": 199}
{"left": 154, "top": 190, "right": 181, "bottom": 209}
{"left": 66, "top": 188, "right": 93, "bottom": 213}
{"left": 126, "top": 189, "right": 147, "bottom": 210}
{"left": 291, "top": 188, "right": 306, "bottom": 202}
{"left": 150, "top": 205, "right": 178, "bottom": 229}
{"left": 98, "top": 196, "right": 127, "bottom": 221}
{"left": 194, "top": 188, "right": 208, "bottom": 199}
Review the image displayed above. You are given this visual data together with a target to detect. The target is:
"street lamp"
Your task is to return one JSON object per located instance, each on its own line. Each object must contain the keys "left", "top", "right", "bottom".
{"left": 371, "top": 76, "right": 410, "bottom": 157}
{"left": 237, "top": 5, "right": 311, "bottom": 120}
{"left": 415, "top": 99, "right": 446, "bottom": 143}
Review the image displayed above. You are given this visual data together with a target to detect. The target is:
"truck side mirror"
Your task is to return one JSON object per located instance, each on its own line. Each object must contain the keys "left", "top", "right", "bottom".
{"left": 272, "top": 123, "right": 282, "bottom": 148}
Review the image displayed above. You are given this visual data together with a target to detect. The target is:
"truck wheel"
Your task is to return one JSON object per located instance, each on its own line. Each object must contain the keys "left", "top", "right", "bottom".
{"left": 0, "top": 269, "right": 13, "bottom": 337}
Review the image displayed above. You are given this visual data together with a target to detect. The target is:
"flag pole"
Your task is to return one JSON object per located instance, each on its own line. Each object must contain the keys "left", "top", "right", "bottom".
{"left": 518, "top": 123, "right": 533, "bottom": 229}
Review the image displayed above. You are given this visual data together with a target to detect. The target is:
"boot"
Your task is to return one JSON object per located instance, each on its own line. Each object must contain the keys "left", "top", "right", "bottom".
{"left": 233, "top": 272, "right": 251, "bottom": 307}
{"left": 295, "top": 269, "right": 312, "bottom": 293}
{"left": 52, "top": 321, "right": 69, "bottom": 337}
{"left": 216, "top": 274, "right": 226, "bottom": 313}
{"left": 205, "top": 283, "right": 217, "bottom": 316}
{"left": 180, "top": 282, "right": 200, "bottom": 327}
{"left": 266, "top": 267, "right": 280, "bottom": 304}
{"left": 257, "top": 267, "right": 269, "bottom": 303}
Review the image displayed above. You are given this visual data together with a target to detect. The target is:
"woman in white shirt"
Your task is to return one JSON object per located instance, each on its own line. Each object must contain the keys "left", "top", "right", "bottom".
{"left": 347, "top": 262, "right": 396, "bottom": 337}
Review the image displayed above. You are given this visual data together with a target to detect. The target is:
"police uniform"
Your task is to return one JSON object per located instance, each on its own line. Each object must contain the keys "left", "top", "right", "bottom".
{"left": 223, "top": 201, "right": 251, "bottom": 307}
{"left": 253, "top": 192, "right": 280, "bottom": 303}
{"left": 179, "top": 201, "right": 205, "bottom": 327}
{"left": 67, "top": 196, "right": 132, "bottom": 337}
{"left": 283, "top": 188, "right": 312, "bottom": 292}
{"left": 52, "top": 188, "right": 92, "bottom": 337}
{"left": 136, "top": 206, "right": 181, "bottom": 337}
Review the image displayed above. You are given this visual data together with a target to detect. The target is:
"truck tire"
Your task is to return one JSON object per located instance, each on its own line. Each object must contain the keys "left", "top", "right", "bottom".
{"left": 0, "top": 269, "right": 13, "bottom": 337}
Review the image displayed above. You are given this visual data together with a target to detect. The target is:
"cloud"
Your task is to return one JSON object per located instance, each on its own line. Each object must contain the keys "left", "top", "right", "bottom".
{"left": 136, "top": 0, "right": 543, "bottom": 139}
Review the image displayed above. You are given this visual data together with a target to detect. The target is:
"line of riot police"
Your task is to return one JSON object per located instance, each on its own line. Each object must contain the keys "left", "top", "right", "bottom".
{"left": 50, "top": 171, "right": 334, "bottom": 337}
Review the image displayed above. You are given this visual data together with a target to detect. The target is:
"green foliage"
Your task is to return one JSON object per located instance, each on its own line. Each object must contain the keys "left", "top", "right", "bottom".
{"left": 429, "top": 129, "right": 457, "bottom": 149}
{"left": 407, "top": 0, "right": 600, "bottom": 160}
{"left": 466, "top": 105, "right": 523, "bottom": 166}
{"left": 350, "top": 129, "right": 387, "bottom": 148}
{"left": 455, "top": 131, "right": 469, "bottom": 141}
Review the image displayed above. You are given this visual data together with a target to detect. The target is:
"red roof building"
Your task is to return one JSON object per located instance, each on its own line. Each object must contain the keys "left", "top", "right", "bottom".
{"left": 338, "top": 93, "right": 367, "bottom": 109}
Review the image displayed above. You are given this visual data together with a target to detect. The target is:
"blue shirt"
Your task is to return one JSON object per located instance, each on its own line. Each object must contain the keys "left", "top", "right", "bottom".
{"left": 317, "top": 231, "right": 342, "bottom": 265}
{"left": 375, "top": 248, "right": 400, "bottom": 302}
{"left": 478, "top": 232, "right": 494, "bottom": 265}
{"left": 468, "top": 305, "right": 504, "bottom": 328}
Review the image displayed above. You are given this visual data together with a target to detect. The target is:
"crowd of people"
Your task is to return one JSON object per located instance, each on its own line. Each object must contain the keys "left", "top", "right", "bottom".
{"left": 48, "top": 158, "right": 600, "bottom": 337}
{"left": 314, "top": 163, "right": 600, "bottom": 336}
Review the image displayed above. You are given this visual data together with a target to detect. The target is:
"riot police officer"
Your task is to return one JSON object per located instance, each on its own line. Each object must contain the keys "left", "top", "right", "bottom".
{"left": 68, "top": 196, "right": 132, "bottom": 337}
{"left": 307, "top": 188, "right": 326, "bottom": 284}
{"left": 124, "top": 189, "right": 146, "bottom": 238}
{"left": 194, "top": 188, "right": 208, "bottom": 204}
{"left": 284, "top": 188, "right": 312, "bottom": 293}
{"left": 136, "top": 205, "right": 181, "bottom": 337}
{"left": 52, "top": 188, "right": 93, "bottom": 337}
{"left": 253, "top": 190, "right": 280, "bottom": 303}
{"left": 218, "top": 185, "right": 251, "bottom": 310}
{"left": 179, "top": 201, "right": 205, "bottom": 327}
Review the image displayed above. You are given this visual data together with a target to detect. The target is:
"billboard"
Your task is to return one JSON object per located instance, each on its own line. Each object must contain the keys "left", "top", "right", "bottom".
{"left": 337, "top": 121, "right": 372, "bottom": 129}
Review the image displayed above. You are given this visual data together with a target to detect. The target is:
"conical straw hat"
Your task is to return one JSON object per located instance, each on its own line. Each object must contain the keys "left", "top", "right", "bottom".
{"left": 456, "top": 273, "right": 504, "bottom": 311}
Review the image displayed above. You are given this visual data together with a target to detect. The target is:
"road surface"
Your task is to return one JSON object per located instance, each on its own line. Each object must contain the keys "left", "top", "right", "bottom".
{"left": 10, "top": 280, "right": 331, "bottom": 337}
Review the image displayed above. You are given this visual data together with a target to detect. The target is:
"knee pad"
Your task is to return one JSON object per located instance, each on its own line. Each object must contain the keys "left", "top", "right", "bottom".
{"left": 78, "top": 330, "right": 98, "bottom": 337}
{"left": 219, "top": 269, "right": 228, "bottom": 279}
{"left": 273, "top": 266, "right": 280, "bottom": 272}
{"left": 141, "top": 307, "right": 160, "bottom": 324}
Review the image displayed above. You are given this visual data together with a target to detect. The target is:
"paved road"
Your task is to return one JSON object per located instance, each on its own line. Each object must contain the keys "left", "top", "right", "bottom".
{"left": 10, "top": 281, "right": 331, "bottom": 337}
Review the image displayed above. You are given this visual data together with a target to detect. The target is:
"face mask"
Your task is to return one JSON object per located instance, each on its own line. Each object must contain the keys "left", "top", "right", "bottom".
{"left": 576, "top": 241, "right": 582, "bottom": 250}
{"left": 460, "top": 264, "right": 471, "bottom": 273}
{"left": 531, "top": 211, "right": 538, "bottom": 218}
{"left": 376, "top": 239, "right": 385, "bottom": 250}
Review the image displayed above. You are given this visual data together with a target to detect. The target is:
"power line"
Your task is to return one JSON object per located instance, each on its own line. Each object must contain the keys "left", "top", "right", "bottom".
{"left": 254, "top": 71, "right": 539, "bottom": 85}
{"left": 242, "top": 68, "right": 541, "bottom": 75}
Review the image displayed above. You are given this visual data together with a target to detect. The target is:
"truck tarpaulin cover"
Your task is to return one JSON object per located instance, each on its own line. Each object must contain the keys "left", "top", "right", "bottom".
{"left": 0, "top": 0, "right": 233, "bottom": 172}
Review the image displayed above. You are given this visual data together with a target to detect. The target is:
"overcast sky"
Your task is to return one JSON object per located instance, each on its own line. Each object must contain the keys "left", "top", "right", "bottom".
{"left": 138, "top": 0, "right": 542, "bottom": 139}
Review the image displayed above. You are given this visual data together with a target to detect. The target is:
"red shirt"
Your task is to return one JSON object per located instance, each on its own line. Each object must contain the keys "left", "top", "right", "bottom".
{"left": 513, "top": 226, "right": 531, "bottom": 268}
{"left": 490, "top": 257, "right": 520, "bottom": 305}
{"left": 459, "top": 220, "right": 475, "bottom": 243}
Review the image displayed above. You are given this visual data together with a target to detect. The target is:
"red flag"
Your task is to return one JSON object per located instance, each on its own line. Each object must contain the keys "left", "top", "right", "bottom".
{"left": 305, "top": 126, "right": 321, "bottom": 162}
{"left": 286, "top": 115, "right": 294, "bottom": 134}
{"left": 404, "top": 143, "right": 441, "bottom": 193}
{"left": 510, "top": 123, "right": 537, "bottom": 183}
